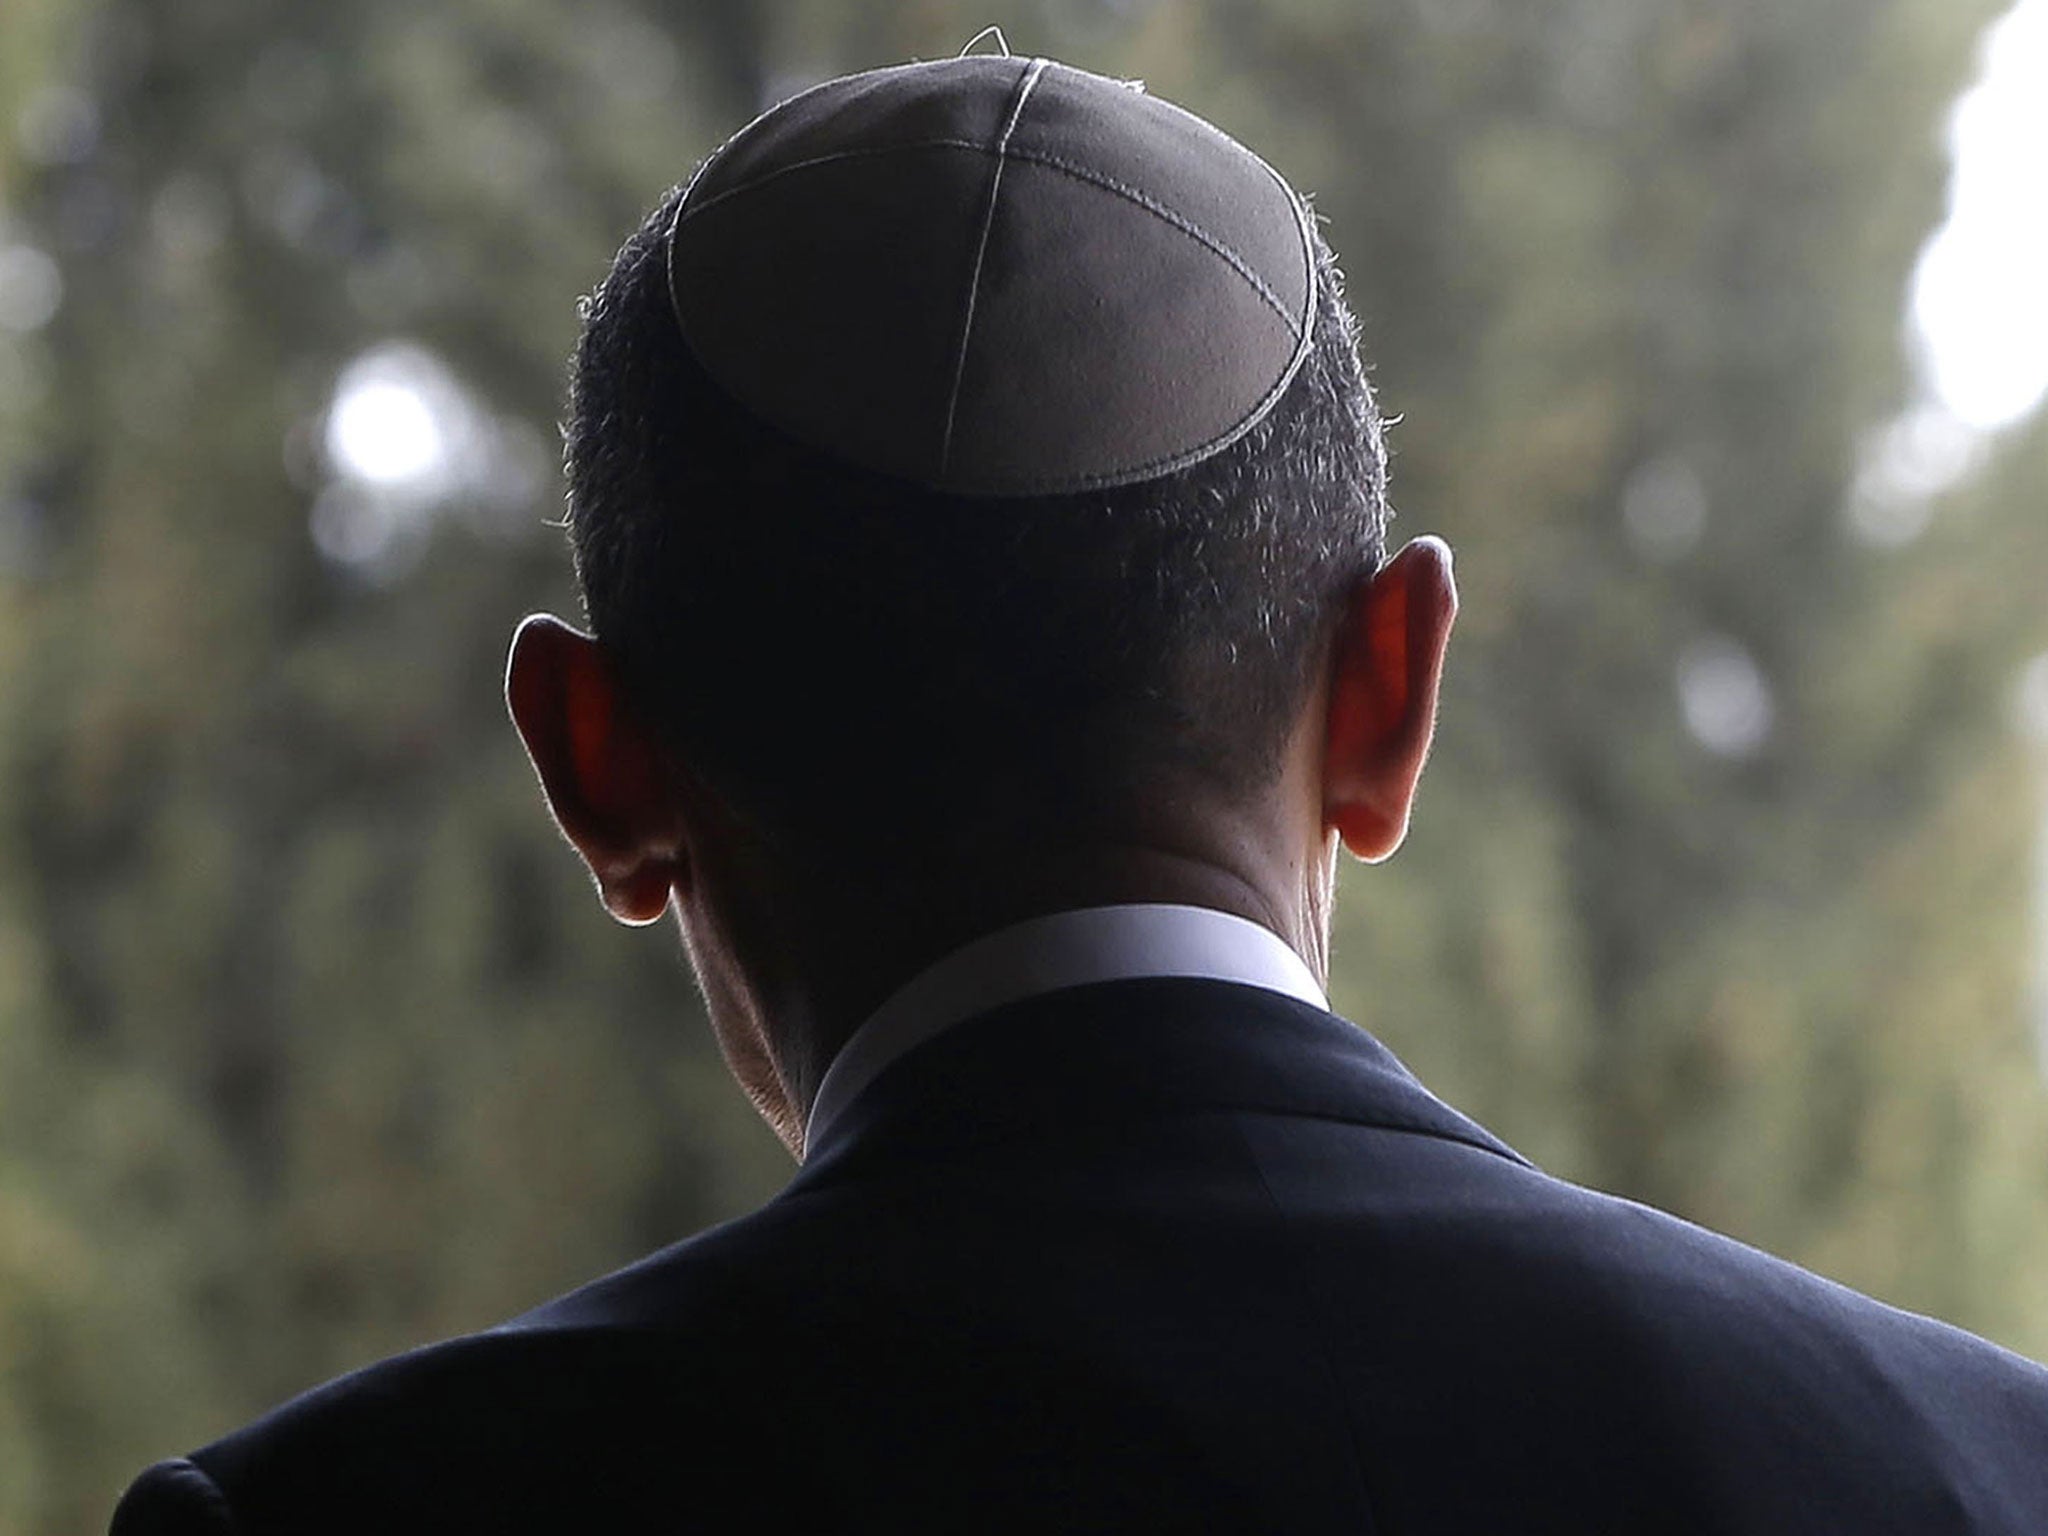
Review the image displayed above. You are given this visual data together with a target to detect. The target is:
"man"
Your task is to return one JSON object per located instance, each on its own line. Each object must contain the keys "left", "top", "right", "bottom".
{"left": 116, "top": 50, "right": 2048, "bottom": 1534}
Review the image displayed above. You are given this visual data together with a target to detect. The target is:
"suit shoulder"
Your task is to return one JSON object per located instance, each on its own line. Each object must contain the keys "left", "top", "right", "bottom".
{"left": 168, "top": 1323, "right": 774, "bottom": 1534}
{"left": 1383, "top": 1124, "right": 2048, "bottom": 1386}
{"left": 1243, "top": 1113, "right": 2048, "bottom": 1525}
{"left": 145, "top": 1198, "right": 845, "bottom": 1533}
{"left": 111, "top": 1458, "right": 236, "bottom": 1536}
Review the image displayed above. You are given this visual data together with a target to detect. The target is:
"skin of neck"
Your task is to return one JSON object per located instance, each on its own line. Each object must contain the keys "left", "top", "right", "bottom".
{"left": 670, "top": 696, "right": 1346, "bottom": 1154}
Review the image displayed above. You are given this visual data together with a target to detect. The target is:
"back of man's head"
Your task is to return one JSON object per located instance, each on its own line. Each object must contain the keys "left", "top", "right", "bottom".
{"left": 561, "top": 57, "right": 1392, "bottom": 867}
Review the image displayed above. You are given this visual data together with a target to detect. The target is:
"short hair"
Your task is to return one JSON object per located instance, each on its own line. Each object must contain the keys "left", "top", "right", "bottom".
{"left": 564, "top": 183, "right": 1392, "bottom": 862}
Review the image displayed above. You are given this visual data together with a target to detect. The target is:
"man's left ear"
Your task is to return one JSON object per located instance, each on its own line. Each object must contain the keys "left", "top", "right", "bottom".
{"left": 505, "top": 614, "right": 686, "bottom": 925}
{"left": 1322, "top": 536, "right": 1458, "bottom": 863}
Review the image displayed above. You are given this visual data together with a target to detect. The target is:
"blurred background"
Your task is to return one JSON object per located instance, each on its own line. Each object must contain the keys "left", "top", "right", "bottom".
{"left": 2, "top": 0, "right": 2046, "bottom": 1528}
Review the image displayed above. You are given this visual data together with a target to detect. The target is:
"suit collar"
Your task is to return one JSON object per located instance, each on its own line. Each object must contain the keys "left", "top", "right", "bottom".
{"left": 793, "top": 976, "right": 1529, "bottom": 1183}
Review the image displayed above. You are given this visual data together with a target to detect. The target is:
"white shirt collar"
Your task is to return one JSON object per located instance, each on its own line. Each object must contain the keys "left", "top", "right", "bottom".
{"left": 803, "top": 903, "right": 1328, "bottom": 1157}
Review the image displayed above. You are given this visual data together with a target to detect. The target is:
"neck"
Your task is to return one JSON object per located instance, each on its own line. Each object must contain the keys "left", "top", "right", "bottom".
{"left": 680, "top": 783, "right": 1338, "bottom": 1156}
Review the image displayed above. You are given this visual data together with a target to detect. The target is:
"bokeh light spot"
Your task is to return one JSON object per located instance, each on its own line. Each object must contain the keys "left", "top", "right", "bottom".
{"left": 1678, "top": 636, "right": 1775, "bottom": 759}
{"left": 324, "top": 346, "right": 453, "bottom": 489}
{"left": 0, "top": 245, "right": 63, "bottom": 333}
{"left": 1911, "top": 0, "right": 2048, "bottom": 432}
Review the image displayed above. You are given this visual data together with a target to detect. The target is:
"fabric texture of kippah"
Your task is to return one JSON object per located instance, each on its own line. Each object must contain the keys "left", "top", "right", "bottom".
{"left": 665, "top": 54, "right": 1317, "bottom": 498}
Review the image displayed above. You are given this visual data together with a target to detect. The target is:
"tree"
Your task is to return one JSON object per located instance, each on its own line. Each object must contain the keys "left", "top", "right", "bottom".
{"left": 1, "top": 1, "right": 2043, "bottom": 1530}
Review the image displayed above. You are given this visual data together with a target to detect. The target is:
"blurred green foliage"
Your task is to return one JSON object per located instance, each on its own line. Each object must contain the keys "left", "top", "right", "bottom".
{"left": 1, "top": 1, "right": 2045, "bottom": 1531}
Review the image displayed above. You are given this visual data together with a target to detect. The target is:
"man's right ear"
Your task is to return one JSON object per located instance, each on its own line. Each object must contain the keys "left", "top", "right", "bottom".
{"left": 505, "top": 614, "right": 685, "bottom": 926}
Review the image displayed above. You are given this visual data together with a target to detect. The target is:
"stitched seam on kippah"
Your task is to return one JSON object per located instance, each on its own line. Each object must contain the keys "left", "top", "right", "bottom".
{"left": 673, "top": 138, "right": 1306, "bottom": 347}
{"left": 950, "top": 176, "right": 1317, "bottom": 497}
{"left": 675, "top": 138, "right": 994, "bottom": 224}
{"left": 996, "top": 144, "right": 1304, "bottom": 339}
{"left": 953, "top": 309, "right": 1310, "bottom": 497}
{"left": 936, "top": 58, "right": 1047, "bottom": 478}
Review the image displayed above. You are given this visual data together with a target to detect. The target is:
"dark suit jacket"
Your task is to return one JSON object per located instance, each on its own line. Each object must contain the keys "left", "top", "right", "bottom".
{"left": 115, "top": 978, "right": 2048, "bottom": 1532}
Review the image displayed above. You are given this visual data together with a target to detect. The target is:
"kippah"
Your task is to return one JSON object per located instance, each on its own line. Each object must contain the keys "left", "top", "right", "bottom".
{"left": 666, "top": 54, "right": 1317, "bottom": 497}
